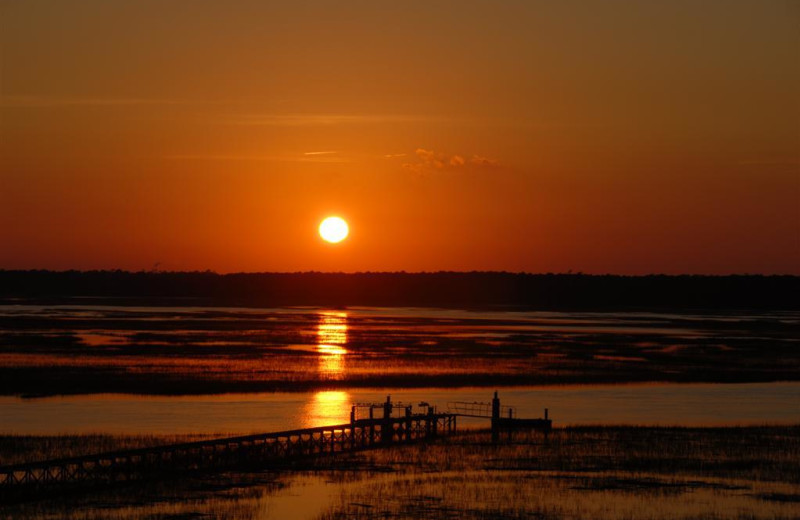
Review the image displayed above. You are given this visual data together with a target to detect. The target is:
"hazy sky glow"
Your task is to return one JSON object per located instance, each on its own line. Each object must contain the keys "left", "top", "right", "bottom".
{"left": 1, "top": 0, "right": 798, "bottom": 273}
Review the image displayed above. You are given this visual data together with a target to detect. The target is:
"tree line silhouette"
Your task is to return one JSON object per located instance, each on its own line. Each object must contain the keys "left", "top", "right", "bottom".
{"left": 0, "top": 270, "right": 797, "bottom": 310}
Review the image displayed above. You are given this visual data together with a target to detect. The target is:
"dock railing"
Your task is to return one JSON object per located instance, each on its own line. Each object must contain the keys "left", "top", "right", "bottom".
{"left": 0, "top": 411, "right": 456, "bottom": 500}
{"left": 1, "top": 391, "right": 549, "bottom": 501}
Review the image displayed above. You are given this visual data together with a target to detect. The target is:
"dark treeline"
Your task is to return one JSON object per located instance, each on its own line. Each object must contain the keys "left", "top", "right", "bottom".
{"left": 0, "top": 270, "right": 797, "bottom": 310}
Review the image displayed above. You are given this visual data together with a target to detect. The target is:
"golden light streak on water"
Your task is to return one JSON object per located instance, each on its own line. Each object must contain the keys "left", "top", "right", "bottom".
{"left": 317, "top": 312, "right": 348, "bottom": 345}
{"left": 302, "top": 390, "right": 351, "bottom": 428}
{"left": 316, "top": 312, "right": 348, "bottom": 379}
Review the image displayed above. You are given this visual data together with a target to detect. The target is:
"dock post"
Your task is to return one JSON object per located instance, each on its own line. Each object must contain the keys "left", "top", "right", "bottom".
{"left": 350, "top": 406, "right": 356, "bottom": 449}
{"left": 426, "top": 406, "right": 433, "bottom": 438}
{"left": 544, "top": 408, "right": 550, "bottom": 441}
{"left": 369, "top": 406, "right": 375, "bottom": 445}
{"left": 381, "top": 395, "right": 393, "bottom": 444}
{"left": 491, "top": 391, "right": 500, "bottom": 444}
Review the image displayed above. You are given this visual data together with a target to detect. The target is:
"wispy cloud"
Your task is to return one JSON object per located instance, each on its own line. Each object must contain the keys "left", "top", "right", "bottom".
{"left": 303, "top": 151, "right": 339, "bottom": 156}
{"left": 227, "top": 113, "right": 447, "bottom": 127}
{"left": 384, "top": 153, "right": 408, "bottom": 158}
{"left": 165, "top": 153, "right": 352, "bottom": 163}
{"left": 0, "top": 95, "right": 193, "bottom": 108}
{"left": 403, "top": 148, "right": 500, "bottom": 173}
{"left": 469, "top": 155, "right": 500, "bottom": 167}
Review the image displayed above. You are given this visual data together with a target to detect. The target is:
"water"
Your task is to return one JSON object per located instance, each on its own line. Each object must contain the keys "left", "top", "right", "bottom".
{"left": 1, "top": 304, "right": 798, "bottom": 435}
{"left": 1, "top": 382, "right": 798, "bottom": 435}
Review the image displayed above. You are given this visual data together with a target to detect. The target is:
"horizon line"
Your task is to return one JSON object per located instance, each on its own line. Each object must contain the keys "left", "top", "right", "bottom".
{"left": 1, "top": 269, "right": 798, "bottom": 278}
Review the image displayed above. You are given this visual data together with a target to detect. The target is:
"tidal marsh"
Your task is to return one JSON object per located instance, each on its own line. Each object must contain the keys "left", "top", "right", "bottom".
{"left": 2, "top": 425, "right": 798, "bottom": 519}
{"left": 1, "top": 306, "right": 798, "bottom": 396}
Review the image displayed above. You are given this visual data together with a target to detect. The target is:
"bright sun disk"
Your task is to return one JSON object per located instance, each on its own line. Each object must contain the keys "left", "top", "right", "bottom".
{"left": 319, "top": 217, "right": 349, "bottom": 243}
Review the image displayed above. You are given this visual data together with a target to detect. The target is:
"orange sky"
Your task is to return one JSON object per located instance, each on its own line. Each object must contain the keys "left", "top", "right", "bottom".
{"left": 1, "top": 1, "right": 798, "bottom": 274}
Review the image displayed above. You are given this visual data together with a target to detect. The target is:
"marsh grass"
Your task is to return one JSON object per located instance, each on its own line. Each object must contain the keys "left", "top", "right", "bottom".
{"left": 2, "top": 472, "right": 288, "bottom": 520}
{"left": 0, "top": 434, "right": 223, "bottom": 466}
{"left": 2, "top": 308, "right": 798, "bottom": 396}
{"left": 311, "top": 426, "right": 800, "bottom": 482}
{"left": 318, "top": 426, "right": 800, "bottom": 519}
{"left": 321, "top": 470, "right": 800, "bottom": 520}
{"left": 2, "top": 426, "right": 799, "bottom": 519}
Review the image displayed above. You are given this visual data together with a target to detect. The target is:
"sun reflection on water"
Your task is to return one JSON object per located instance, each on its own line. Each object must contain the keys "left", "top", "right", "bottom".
{"left": 302, "top": 390, "right": 351, "bottom": 428}
{"left": 316, "top": 312, "right": 348, "bottom": 379}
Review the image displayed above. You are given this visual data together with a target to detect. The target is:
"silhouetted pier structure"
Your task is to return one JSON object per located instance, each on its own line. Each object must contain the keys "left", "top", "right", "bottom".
{"left": 1, "top": 392, "right": 548, "bottom": 501}
{"left": 0, "top": 396, "right": 455, "bottom": 501}
{"left": 448, "top": 391, "right": 552, "bottom": 442}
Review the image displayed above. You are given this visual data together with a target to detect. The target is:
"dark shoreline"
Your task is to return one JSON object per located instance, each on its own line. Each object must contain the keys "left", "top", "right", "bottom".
{"left": 2, "top": 271, "right": 798, "bottom": 310}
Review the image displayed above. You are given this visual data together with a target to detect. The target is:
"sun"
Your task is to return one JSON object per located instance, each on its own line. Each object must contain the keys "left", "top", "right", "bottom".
{"left": 319, "top": 216, "right": 349, "bottom": 243}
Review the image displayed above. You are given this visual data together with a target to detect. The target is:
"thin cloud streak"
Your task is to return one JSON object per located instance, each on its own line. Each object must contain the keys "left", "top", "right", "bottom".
{"left": 403, "top": 148, "right": 500, "bottom": 173}
{"left": 0, "top": 95, "right": 196, "bottom": 108}
{"left": 226, "top": 113, "right": 452, "bottom": 127}
{"left": 165, "top": 154, "right": 352, "bottom": 163}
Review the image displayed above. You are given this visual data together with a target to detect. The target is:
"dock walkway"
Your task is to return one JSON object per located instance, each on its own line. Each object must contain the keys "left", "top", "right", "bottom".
{"left": 0, "top": 391, "right": 551, "bottom": 502}
{"left": 0, "top": 410, "right": 456, "bottom": 500}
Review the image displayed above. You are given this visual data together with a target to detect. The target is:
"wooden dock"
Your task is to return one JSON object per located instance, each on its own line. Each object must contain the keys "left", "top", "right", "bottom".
{"left": 0, "top": 401, "right": 456, "bottom": 501}
{"left": 0, "top": 392, "right": 551, "bottom": 502}
{"left": 448, "top": 391, "right": 552, "bottom": 443}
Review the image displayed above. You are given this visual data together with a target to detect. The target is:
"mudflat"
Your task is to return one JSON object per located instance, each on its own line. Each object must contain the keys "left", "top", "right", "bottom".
{"left": 0, "top": 306, "right": 797, "bottom": 396}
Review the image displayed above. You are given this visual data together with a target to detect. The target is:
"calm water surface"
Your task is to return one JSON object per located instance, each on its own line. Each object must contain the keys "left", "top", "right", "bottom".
{"left": 1, "top": 382, "right": 798, "bottom": 435}
{"left": 2, "top": 305, "right": 798, "bottom": 435}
